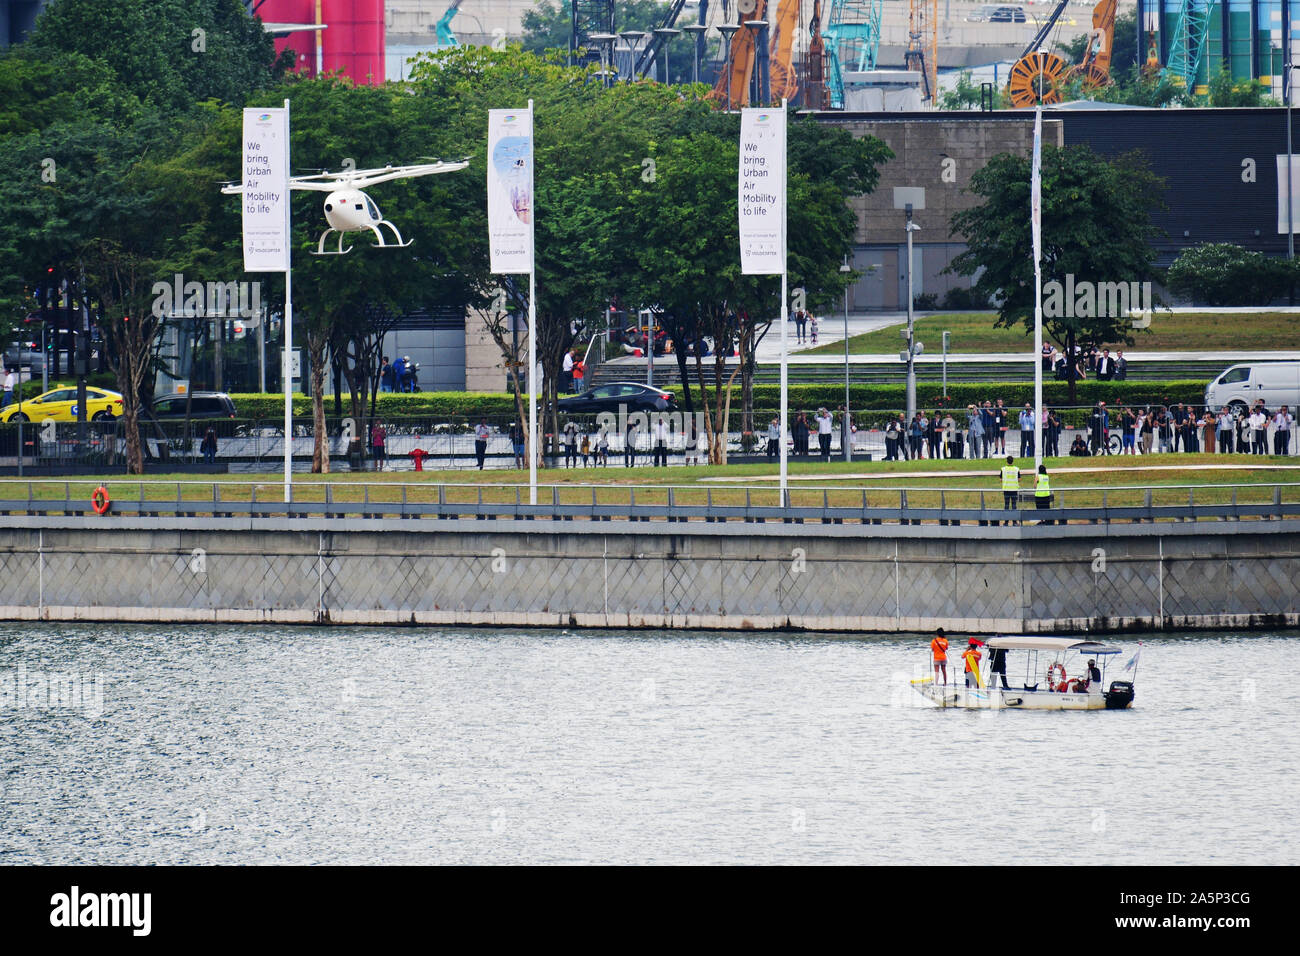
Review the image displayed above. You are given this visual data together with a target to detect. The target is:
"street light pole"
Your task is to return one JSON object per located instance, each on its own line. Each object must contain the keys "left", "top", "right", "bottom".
{"left": 653, "top": 28, "right": 681, "bottom": 84}
{"left": 718, "top": 24, "right": 740, "bottom": 110}
{"left": 904, "top": 204, "right": 920, "bottom": 422}
{"left": 1288, "top": 15, "right": 1295, "bottom": 260}
{"left": 620, "top": 30, "right": 646, "bottom": 81}
{"left": 840, "top": 254, "right": 852, "bottom": 462}
{"left": 683, "top": 23, "right": 709, "bottom": 85}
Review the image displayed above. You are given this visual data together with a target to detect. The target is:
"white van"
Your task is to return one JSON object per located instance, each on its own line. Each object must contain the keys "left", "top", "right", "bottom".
{"left": 1204, "top": 362, "right": 1300, "bottom": 411}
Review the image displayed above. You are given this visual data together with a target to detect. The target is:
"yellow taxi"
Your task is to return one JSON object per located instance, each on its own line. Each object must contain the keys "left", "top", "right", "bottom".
{"left": 0, "top": 385, "right": 124, "bottom": 422}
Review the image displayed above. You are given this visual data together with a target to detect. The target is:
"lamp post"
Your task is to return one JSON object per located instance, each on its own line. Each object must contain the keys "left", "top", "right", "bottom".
{"left": 589, "top": 33, "right": 618, "bottom": 87}
{"left": 718, "top": 24, "right": 741, "bottom": 110}
{"left": 1288, "top": 26, "right": 1296, "bottom": 260}
{"left": 620, "top": 30, "right": 646, "bottom": 82}
{"left": 683, "top": 23, "right": 709, "bottom": 85}
{"left": 653, "top": 28, "right": 681, "bottom": 84}
{"left": 743, "top": 19, "right": 769, "bottom": 105}
{"left": 904, "top": 204, "right": 920, "bottom": 423}
{"left": 840, "top": 254, "right": 853, "bottom": 462}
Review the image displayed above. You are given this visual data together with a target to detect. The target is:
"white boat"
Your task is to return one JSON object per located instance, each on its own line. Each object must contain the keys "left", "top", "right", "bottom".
{"left": 913, "top": 636, "right": 1139, "bottom": 711}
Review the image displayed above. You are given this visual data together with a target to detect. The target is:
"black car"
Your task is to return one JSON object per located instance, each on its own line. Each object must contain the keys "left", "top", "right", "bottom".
{"left": 557, "top": 382, "right": 677, "bottom": 415}
{"left": 151, "top": 391, "right": 238, "bottom": 420}
{"left": 989, "top": 6, "right": 1026, "bottom": 21}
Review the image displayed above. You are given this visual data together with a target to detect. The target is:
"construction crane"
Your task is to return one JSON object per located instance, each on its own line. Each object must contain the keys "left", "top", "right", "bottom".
{"left": 823, "top": 0, "right": 884, "bottom": 109}
{"left": 632, "top": 0, "right": 689, "bottom": 79}
{"left": 804, "top": 0, "right": 829, "bottom": 109}
{"left": 1007, "top": 0, "right": 1117, "bottom": 107}
{"left": 434, "top": 0, "right": 464, "bottom": 50}
{"left": 570, "top": 0, "right": 616, "bottom": 66}
{"left": 903, "top": 0, "right": 938, "bottom": 102}
{"left": 708, "top": 0, "right": 767, "bottom": 109}
{"left": 1076, "top": 0, "right": 1118, "bottom": 90}
{"left": 1160, "top": 0, "right": 1209, "bottom": 90}
{"left": 768, "top": 0, "right": 801, "bottom": 101}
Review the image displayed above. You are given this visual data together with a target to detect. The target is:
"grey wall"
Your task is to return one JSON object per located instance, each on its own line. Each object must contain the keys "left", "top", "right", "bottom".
{"left": 1, "top": 518, "right": 1296, "bottom": 633}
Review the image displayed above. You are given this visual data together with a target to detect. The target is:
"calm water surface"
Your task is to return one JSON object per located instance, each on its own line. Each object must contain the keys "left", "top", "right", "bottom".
{"left": 1, "top": 624, "right": 1295, "bottom": 865}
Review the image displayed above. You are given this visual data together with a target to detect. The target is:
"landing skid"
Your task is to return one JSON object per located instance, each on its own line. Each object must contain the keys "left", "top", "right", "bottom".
{"left": 313, "top": 228, "right": 353, "bottom": 256}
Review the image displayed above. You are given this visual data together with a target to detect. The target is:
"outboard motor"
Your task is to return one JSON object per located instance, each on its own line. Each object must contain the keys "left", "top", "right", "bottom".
{"left": 1103, "top": 680, "right": 1135, "bottom": 709}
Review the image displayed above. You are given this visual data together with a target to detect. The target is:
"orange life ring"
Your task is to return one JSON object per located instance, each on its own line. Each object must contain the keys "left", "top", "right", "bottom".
{"left": 1047, "top": 662, "right": 1068, "bottom": 692}
{"left": 91, "top": 486, "right": 111, "bottom": 515}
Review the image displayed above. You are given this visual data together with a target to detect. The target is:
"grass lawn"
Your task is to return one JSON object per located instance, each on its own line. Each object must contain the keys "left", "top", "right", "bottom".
{"left": 3, "top": 454, "right": 1298, "bottom": 513}
{"left": 801, "top": 311, "right": 1300, "bottom": 356}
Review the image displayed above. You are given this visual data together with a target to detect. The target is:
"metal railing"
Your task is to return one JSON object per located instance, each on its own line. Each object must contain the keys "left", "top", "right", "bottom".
{"left": 2, "top": 480, "right": 1297, "bottom": 527}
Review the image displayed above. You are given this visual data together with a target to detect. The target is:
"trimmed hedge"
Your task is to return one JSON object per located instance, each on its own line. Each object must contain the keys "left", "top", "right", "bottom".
{"left": 229, "top": 380, "right": 1209, "bottom": 422}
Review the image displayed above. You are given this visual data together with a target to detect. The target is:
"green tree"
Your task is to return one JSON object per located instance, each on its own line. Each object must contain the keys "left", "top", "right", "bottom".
{"left": 1206, "top": 66, "right": 1275, "bottom": 107}
{"left": 1166, "top": 243, "right": 1295, "bottom": 306}
{"left": 27, "top": 0, "right": 285, "bottom": 113}
{"left": 948, "top": 145, "right": 1165, "bottom": 403}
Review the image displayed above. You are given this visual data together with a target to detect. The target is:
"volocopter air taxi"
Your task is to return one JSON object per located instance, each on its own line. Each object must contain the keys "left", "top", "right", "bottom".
{"left": 222, "top": 160, "right": 468, "bottom": 255}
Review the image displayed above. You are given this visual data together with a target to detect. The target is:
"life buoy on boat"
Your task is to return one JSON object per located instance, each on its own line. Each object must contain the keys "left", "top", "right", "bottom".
{"left": 1047, "top": 662, "right": 1068, "bottom": 692}
{"left": 91, "top": 486, "right": 111, "bottom": 515}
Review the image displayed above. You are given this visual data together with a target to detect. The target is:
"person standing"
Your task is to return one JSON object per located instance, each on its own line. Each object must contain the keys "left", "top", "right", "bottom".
{"left": 1274, "top": 406, "right": 1294, "bottom": 455}
{"left": 993, "top": 400, "right": 1008, "bottom": 455}
{"left": 793, "top": 412, "right": 810, "bottom": 457}
{"left": 1045, "top": 408, "right": 1062, "bottom": 458}
{"left": 942, "top": 411, "right": 957, "bottom": 459}
{"left": 1096, "top": 348, "right": 1114, "bottom": 381}
{"left": 794, "top": 309, "right": 807, "bottom": 344}
{"left": 909, "top": 413, "right": 925, "bottom": 460}
{"left": 653, "top": 415, "right": 670, "bottom": 467}
{"left": 379, "top": 357, "right": 395, "bottom": 393}
{"left": 1217, "top": 407, "right": 1234, "bottom": 454}
{"left": 562, "top": 350, "right": 574, "bottom": 393}
{"left": 563, "top": 419, "right": 579, "bottom": 468}
{"left": 926, "top": 411, "right": 942, "bottom": 460}
{"left": 1235, "top": 409, "right": 1250, "bottom": 454}
{"left": 624, "top": 421, "right": 638, "bottom": 468}
{"left": 930, "top": 628, "right": 950, "bottom": 685}
{"left": 1000, "top": 455, "right": 1021, "bottom": 521}
{"left": 809, "top": 313, "right": 819, "bottom": 345}
{"left": 815, "top": 408, "right": 833, "bottom": 461}
{"left": 884, "top": 415, "right": 901, "bottom": 461}
{"left": 510, "top": 420, "right": 526, "bottom": 469}
{"left": 1019, "top": 403, "right": 1035, "bottom": 458}
{"left": 1250, "top": 406, "right": 1268, "bottom": 455}
{"left": 1139, "top": 408, "right": 1153, "bottom": 456}
{"left": 962, "top": 640, "right": 983, "bottom": 689}
{"left": 766, "top": 417, "right": 780, "bottom": 459}
{"left": 596, "top": 428, "right": 609, "bottom": 466}
{"left": 3, "top": 368, "right": 15, "bottom": 406}
{"left": 1034, "top": 463, "right": 1056, "bottom": 524}
{"left": 989, "top": 645, "right": 1010, "bottom": 690}
{"left": 474, "top": 419, "right": 490, "bottom": 470}
{"left": 981, "top": 402, "right": 997, "bottom": 458}
{"left": 580, "top": 432, "right": 591, "bottom": 468}
{"left": 1201, "top": 408, "right": 1216, "bottom": 456}
{"left": 369, "top": 420, "right": 387, "bottom": 471}
{"left": 1115, "top": 350, "right": 1128, "bottom": 380}
{"left": 572, "top": 357, "right": 586, "bottom": 393}
{"left": 967, "top": 405, "right": 985, "bottom": 460}
{"left": 200, "top": 426, "right": 218, "bottom": 465}
{"left": 1121, "top": 406, "right": 1137, "bottom": 455}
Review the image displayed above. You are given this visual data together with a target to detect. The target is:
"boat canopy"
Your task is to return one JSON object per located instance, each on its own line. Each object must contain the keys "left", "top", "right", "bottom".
{"left": 984, "top": 636, "right": 1122, "bottom": 654}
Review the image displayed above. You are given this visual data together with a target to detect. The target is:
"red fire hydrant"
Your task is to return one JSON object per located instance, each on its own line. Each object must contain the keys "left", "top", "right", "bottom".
{"left": 410, "top": 448, "right": 428, "bottom": 471}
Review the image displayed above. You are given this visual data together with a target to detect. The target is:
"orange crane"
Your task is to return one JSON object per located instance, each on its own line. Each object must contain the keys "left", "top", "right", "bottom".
{"left": 1007, "top": 0, "right": 1118, "bottom": 107}
{"left": 769, "top": 0, "right": 802, "bottom": 102}
{"left": 903, "top": 0, "right": 938, "bottom": 101}
{"left": 709, "top": 0, "right": 767, "bottom": 109}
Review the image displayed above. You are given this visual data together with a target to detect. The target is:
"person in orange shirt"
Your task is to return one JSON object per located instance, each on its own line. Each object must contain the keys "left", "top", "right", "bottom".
{"left": 930, "top": 628, "right": 950, "bottom": 685}
{"left": 963, "top": 640, "right": 983, "bottom": 689}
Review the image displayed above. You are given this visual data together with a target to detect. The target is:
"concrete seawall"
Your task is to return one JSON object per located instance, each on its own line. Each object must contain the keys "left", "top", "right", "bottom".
{"left": 2, "top": 516, "right": 1297, "bottom": 633}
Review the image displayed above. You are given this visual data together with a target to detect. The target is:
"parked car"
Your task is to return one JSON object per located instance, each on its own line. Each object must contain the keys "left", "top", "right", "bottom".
{"left": 557, "top": 382, "right": 677, "bottom": 415}
{"left": 0, "top": 385, "right": 123, "bottom": 422}
{"left": 989, "top": 5, "right": 1027, "bottom": 21}
{"left": 1204, "top": 361, "right": 1300, "bottom": 412}
{"left": 151, "top": 391, "right": 238, "bottom": 420}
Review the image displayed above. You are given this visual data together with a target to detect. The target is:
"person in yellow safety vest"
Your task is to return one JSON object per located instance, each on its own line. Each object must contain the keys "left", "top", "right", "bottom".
{"left": 1034, "top": 463, "right": 1057, "bottom": 525}
{"left": 999, "top": 455, "right": 1020, "bottom": 523}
